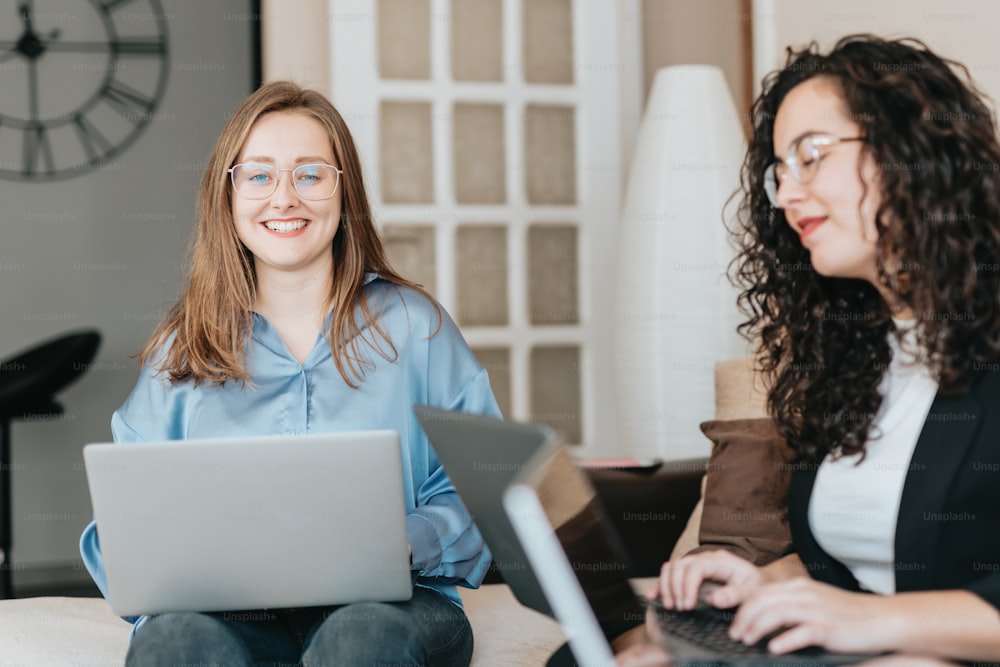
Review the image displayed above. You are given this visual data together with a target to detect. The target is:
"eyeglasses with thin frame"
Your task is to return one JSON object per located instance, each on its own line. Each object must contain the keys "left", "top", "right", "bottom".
{"left": 763, "top": 134, "right": 866, "bottom": 208}
{"left": 228, "top": 163, "right": 343, "bottom": 201}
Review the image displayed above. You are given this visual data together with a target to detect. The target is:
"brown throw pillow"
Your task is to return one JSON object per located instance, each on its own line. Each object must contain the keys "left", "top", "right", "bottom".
{"left": 688, "top": 418, "right": 795, "bottom": 566}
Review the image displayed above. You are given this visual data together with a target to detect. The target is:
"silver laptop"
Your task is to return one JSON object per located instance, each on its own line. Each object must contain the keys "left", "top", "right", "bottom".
{"left": 503, "top": 439, "right": 881, "bottom": 667}
{"left": 83, "top": 431, "right": 412, "bottom": 617}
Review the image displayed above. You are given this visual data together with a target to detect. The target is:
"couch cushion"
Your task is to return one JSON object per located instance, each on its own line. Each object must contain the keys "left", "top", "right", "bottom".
{"left": 0, "top": 596, "right": 130, "bottom": 666}
{"left": 670, "top": 357, "right": 773, "bottom": 562}
{"left": 714, "top": 358, "right": 769, "bottom": 421}
{"left": 688, "top": 418, "right": 794, "bottom": 565}
{"left": 460, "top": 584, "right": 564, "bottom": 665}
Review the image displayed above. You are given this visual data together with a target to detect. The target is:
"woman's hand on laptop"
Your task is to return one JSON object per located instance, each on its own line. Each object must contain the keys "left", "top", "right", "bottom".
{"left": 646, "top": 550, "right": 764, "bottom": 611}
{"left": 729, "top": 577, "right": 897, "bottom": 654}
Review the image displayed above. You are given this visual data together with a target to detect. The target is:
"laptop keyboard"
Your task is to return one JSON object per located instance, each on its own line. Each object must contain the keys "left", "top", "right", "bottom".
{"left": 647, "top": 600, "right": 775, "bottom": 656}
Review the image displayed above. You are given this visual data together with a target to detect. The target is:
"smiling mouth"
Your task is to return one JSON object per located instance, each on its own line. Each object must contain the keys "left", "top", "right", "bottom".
{"left": 798, "top": 217, "right": 826, "bottom": 237}
{"left": 264, "top": 220, "right": 307, "bottom": 233}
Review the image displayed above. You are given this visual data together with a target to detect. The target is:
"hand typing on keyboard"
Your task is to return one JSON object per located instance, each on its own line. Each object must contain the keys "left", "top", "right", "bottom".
{"left": 644, "top": 549, "right": 903, "bottom": 657}
{"left": 646, "top": 549, "right": 773, "bottom": 612}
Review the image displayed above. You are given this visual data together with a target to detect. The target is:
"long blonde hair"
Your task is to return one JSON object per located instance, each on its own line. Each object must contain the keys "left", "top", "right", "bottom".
{"left": 142, "top": 81, "right": 438, "bottom": 387}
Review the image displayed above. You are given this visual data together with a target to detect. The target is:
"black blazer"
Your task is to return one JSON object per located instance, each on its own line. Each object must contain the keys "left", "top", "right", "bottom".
{"left": 788, "top": 367, "right": 1000, "bottom": 611}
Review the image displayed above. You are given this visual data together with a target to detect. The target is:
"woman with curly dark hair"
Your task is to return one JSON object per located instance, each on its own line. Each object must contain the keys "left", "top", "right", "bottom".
{"left": 622, "top": 35, "right": 1000, "bottom": 666}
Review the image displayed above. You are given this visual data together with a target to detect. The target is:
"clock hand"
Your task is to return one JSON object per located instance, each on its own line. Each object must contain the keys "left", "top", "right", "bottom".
{"left": 28, "top": 58, "right": 39, "bottom": 121}
{"left": 16, "top": 0, "right": 41, "bottom": 121}
{"left": 17, "top": 1, "right": 34, "bottom": 34}
{"left": 13, "top": 1, "right": 49, "bottom": 61}
{"left": 44, "top": 38, "right": 164, "bottom": 56}
{"left": 42, "top": 41, "right": 112, "bottom": 54}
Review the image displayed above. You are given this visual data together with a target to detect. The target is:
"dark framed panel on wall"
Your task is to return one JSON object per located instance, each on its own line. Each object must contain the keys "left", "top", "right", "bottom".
{"left": 250, "top": 0, "right": 263, "bottom": 90}
{"left": 0, "top": 0, "right": 265, "bottom": 592}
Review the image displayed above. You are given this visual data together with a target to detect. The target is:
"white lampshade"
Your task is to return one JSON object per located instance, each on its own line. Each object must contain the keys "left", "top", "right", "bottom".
{"left": 614, "top": 65, "right": 748, "bottom": 460}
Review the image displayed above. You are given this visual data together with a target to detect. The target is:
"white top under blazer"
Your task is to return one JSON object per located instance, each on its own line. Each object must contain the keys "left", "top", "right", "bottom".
{"left": 808, "top": 320, "right": 939, "bottom": 594}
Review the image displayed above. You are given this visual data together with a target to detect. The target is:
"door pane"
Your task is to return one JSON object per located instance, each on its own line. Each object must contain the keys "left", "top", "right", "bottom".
{"left": 382, "top": 224, "right": 436, "bottom": 295}
{"left": 452, "top": 0, "right": 503, "bottom": 82}
{"left": 473, "top": 346, "right": 512, "bottom": 418}
{"left": 380, "top": 101, "right": 435, "bottom": 203}
{"left": 454, "top": 103, "right": 506, "bottom": 204}
{"left": 528, "top": 224, "right": 578, "bottom": 325}
{"left": 378, "top": 0, "right": 431, "bottom": 79}
{"left": 531, "top": 345, "right": 581, "bottom": 444}
{"left": 523, "top": 0, "right": 574, "bottom": 84}
{"left": 456, "top": 225, "right": 509, "bottom": 325}
{"left": 525, "top": 104, "right": 576, "bottom": 204}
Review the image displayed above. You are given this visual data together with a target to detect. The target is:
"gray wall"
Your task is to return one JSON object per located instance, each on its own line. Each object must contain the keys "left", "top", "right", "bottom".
{"left": 0, "top": 0, "right": 255, "bottom": 583}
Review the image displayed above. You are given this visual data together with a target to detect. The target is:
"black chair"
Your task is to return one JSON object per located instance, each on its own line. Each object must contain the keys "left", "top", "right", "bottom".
{"left": 0, "top": 329, "right": 101, "bottom": 598}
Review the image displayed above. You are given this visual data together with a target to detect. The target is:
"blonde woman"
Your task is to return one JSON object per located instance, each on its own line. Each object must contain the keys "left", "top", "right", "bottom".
{"left": 81, "top": 81, "right": 499, "bottom": 667}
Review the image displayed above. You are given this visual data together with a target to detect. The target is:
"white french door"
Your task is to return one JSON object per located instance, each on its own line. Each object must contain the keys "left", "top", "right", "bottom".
{"left": 329, "top": 0, "right": 632, "bottom": 455}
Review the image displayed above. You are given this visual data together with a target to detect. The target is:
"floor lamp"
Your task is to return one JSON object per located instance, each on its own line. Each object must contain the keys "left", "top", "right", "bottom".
{"left": 614, "top": 65, "right": 748, "bottom": 460}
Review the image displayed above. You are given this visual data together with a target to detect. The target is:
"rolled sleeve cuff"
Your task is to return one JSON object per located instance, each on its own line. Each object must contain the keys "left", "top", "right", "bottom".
{"left": 407, "top": 513, "right": 442, "bottom": 574}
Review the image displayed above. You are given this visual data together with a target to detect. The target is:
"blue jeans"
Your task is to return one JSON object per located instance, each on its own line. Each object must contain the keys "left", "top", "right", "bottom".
{"left": 125, "top": 587, "right": 474, "bottom": 667}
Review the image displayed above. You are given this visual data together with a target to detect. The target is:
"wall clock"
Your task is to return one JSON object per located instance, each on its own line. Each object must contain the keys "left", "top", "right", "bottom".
{"left": 0, "top": 0, "right": 169, "bottom": 181}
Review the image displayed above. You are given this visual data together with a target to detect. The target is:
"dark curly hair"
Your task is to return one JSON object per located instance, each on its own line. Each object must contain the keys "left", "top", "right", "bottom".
{"left": 733, "top": 34, "right": 1000, "bottom": 462}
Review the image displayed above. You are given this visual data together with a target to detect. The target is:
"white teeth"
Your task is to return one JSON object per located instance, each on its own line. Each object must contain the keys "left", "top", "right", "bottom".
{"left": 264, "top": 220, "right": 307, "bottom": 233}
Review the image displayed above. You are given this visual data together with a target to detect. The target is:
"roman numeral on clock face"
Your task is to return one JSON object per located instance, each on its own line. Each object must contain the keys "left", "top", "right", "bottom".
{"left": 101, "top": 79, "right": 155, "bottom": 124}
{"left": 72, "top": 114, "right": 114, "bottom": 162}
{"left": 23, "top": 124, "right": 55, "bottom": 177}
{"left": 113, "top": 38, "right": 166, "bottom": 56}
{"left": 99, "top": 0, "right": 139, "bottom": 10}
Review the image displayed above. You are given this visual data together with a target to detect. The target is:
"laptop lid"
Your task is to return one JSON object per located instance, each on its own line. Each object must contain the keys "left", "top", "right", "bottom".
{"left": 84, "top": 431, "right": 412, "bottom": 617}
{"left": 413, "top": 404, "right": 556, "bottom": 615}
